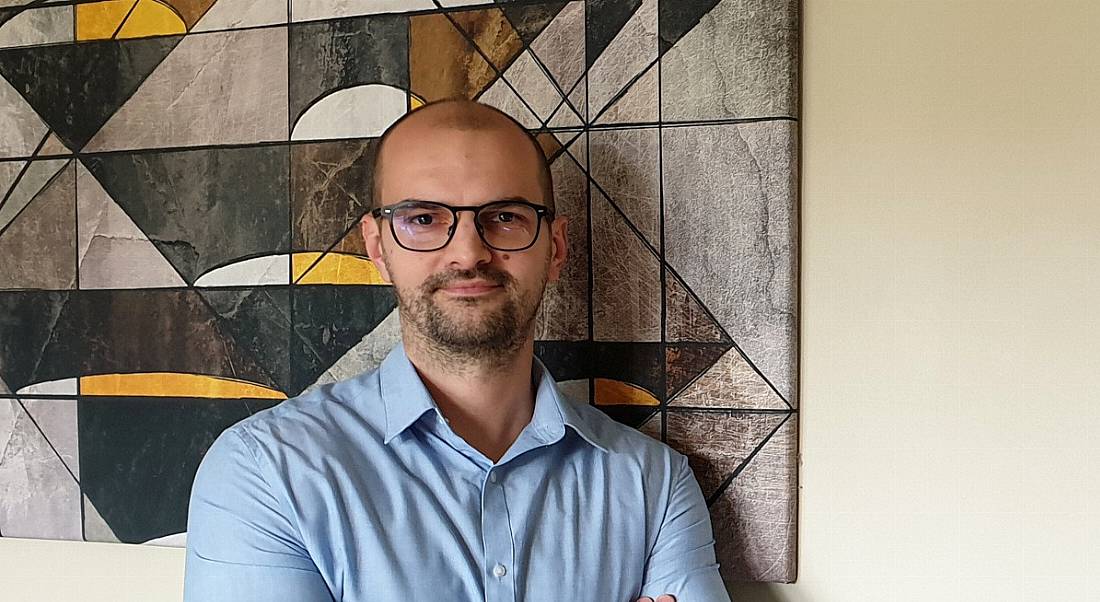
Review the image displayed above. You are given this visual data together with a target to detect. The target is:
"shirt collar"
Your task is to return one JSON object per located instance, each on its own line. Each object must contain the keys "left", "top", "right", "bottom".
{"left": 379, "top": 341, "right": 608, "bottom": 454}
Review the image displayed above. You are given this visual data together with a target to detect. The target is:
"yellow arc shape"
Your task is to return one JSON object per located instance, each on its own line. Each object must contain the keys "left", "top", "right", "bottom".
{"left": 594, "top": 378, "right": 660, "bottom": 406}
{"left": 81, "top": 373, "right": 287, "bottom": 399}
{"left": 77, "top": 0, "right": 185, "bottom": 41}
{"left": 293, "top": 252, "right": 388, "bottom": 285}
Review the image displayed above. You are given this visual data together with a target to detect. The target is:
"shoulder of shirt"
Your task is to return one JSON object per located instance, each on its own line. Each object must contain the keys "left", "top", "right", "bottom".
{"left": 558, "top": 393, "right": 688, "bottom": 466}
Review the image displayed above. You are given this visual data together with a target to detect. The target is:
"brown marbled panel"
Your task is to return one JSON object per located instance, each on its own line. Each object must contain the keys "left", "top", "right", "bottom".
{"left": 712, "top": 415, "right": 798, "bottom": 583}
{"left": 671, "top": 349, "right": 789, "bottom": 410}
{"left": 410, "top": 12, "right": 497, "bottom": 102}
{"left": 591, "top": 188, "right": 660, "bottom": 342}
{"left": 291, "top": 139, "right": 377, "bottom": 253}
{"left": 665, "top": 268, "right": 727, "bottom": 343}
{"left": 665, "top": 344, "right": 731, "bottom": 399}
{"left": 0, "top": 162, "right": 75, "bottom": 290}
{"left": 449, "top": 7, "right": 523, "bottom": 72}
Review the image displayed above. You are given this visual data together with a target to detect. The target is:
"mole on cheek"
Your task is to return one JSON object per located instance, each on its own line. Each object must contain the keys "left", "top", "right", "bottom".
{"left": 502, "top": 253, "right": 511, "bottom": 261}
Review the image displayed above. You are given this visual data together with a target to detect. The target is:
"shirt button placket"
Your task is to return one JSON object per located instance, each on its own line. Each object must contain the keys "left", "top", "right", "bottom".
{"left": 481, "top": 469, "right": 515, "bottom": 602}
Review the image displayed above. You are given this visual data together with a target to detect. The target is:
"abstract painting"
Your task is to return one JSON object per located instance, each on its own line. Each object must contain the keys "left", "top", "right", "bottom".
{"left": 0, "top": 0, "right": 799, "bottom": 584}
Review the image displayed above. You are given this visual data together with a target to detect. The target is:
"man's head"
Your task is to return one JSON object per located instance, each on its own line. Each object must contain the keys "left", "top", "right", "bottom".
{"left": 361, "top": 99, "right": 569, "bottom": 366}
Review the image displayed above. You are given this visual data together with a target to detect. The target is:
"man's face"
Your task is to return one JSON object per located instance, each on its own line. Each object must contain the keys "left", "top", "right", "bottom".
{"left": 362, "top": 120, "right": 568, "bottom": 358}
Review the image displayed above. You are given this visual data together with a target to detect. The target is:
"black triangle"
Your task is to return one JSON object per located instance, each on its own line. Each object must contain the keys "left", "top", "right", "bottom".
{"left": 585, "top": 0, "right": 642, "bottom": 68}
{"left": 497, "top": 1, "right": 567, "bottom": 46}
{"left": 657, "top": 0, "right": 722, "bottom": 55}
{"left": 0, "top": 35, "right": 182, "bottom": 151}
{"left": 665, "top": 342, "right": 732, "bottom": 399}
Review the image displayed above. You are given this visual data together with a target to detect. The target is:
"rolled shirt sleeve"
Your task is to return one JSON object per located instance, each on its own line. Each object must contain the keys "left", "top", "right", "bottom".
{"left": 184, "top": 427, "right": 334, "bottom": 602}
{"left": 637, "top": 453, "right": 732, "bottom": 602}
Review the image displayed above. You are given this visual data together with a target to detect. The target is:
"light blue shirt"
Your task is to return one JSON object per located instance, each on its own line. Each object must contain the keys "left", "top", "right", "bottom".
{"left": 184, "top": 341, "right": 731, "bottom": 601}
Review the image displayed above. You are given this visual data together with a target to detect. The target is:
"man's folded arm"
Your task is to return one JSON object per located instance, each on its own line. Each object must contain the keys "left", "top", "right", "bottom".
{"left": 637, "top": 453, "right": 732, "bottom": 602}
{"left": 184, "top": 428, "right": 334, "bottom": 602}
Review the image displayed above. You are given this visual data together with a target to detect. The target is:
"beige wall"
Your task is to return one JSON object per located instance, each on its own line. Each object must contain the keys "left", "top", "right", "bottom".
{"left": 2, "top": 1, "right": 1098, "bottom": 600}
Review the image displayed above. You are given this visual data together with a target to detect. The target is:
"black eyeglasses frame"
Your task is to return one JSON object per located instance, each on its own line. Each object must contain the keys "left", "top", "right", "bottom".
{"left": 369, "top": 199, "right": 555, "bottom": 253}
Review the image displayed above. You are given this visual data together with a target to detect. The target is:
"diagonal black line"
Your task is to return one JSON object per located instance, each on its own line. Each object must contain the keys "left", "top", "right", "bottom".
{"left": 705, "top": 411, "right": 791, "bottom": 506}
{"left": 589, "top": 56, "right": 658, "bottom": 125}
{"left": 0, "top": 159, "right": 71, "bottom": 242}
{"left": 15, "top": 397, "right": 80, "bottom": 486}
{"left": 111, "top": 0, "right": 141, "bottom": 40}
{"left": 0, "top": 130, "right": 51, "bottom": 216}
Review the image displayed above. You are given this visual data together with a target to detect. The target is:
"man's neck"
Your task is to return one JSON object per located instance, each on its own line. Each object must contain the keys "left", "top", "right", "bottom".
{"left": 402, "top": 331, "right": 537, "bottom": 464}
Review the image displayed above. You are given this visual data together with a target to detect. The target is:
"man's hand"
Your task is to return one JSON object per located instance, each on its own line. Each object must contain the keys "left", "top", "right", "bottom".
{"left": 635, "top": 596, "right": 676, "bottom": 602}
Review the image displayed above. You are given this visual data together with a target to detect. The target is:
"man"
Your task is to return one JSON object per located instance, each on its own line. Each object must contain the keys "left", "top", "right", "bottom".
{"left": 184, "top": 99, "right": 730, "bottom": 601}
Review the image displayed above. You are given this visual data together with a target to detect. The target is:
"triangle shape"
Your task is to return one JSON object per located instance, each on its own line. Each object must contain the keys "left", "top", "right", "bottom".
{"left": 588, "top": 128, "right": 660, "bottom": 249}
{"left": 561, "top": 129, "right": 586, "bottom": 167}
{"left": 476, "top": 77, "right": 540, "bottom": 128}
{"left": 663, "top": 410, "right": 787, "bottom": 500}
{"left": 0, "top": 158, "right": 69, "bottom": 233}
{"left": 0, "top": 161, "right": 76, "bottom": 289}
{"left": 594, "top": 60, "right": 657, "bottom": 124}
{"left": 448, "top": 6, "right": 524, "bottom": 72}
{"left": 591, "top": 188, "right": 661, "bottom": 341}
{"left": 39, "top": 132, "right": 70, "bottom": 156}
{"left": 664, "top": 342, "right": 731, "bottom": 398}
{"left": 665, "top": 267, "right": 729, "bottom": 343}
{"left": 585, "top": 0, "right": 642, "bottom": 68}
{"left": 528, "top": 0, "right": 585, "bottom": 92}
{"left": 658, "top": 0, "right": 723, "bottom": 55}
{"left": 20, "top": 397, "right": 79, "bottom": 481}
{"left": 499, "top": 1, "right": 567, "bottom": 46}
{"left": 501, "top": 49, "right": 565, "bottom": 124}
{"left": 410, "top": 11, "right": 499, "bottom": 102}
{"left": 0, "top": 71, "right": 49, "bottom": 158}
{"left": 0, "top": 35, "right": 182, "bottom": 150}
{"left": 670, "top": 347, "right": 791, "bottom": 410}
{"left": 75, "top": 163, "right": 186, "bottom": 289}
{"left": 548, "top": 97, "right": 583, "bottom": 128}
{"left": 305, "top": 307, "right": 400, "bottom": 393}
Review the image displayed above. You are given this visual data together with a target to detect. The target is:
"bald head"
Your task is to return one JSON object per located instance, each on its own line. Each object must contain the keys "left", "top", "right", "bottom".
{"left": 371, "top": 98, "right": 555, "bottom": 213}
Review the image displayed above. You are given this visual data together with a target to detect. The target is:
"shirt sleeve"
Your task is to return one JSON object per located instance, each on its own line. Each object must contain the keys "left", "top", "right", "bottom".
{"left": 637, "top": 452, "right": 732, "bottom": 602}
{"left": 184, "top": 427, "right": 334, "bottom": 602}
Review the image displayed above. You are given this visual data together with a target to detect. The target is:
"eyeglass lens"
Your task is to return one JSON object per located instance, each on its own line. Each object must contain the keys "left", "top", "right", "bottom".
{"left": 390, "top": 201, "right": 541, "bottom": 251}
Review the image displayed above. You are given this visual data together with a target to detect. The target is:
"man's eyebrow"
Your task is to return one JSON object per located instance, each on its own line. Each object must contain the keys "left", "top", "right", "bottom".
{"left": 393, "top": 196, "right": 540, "bottom": 206}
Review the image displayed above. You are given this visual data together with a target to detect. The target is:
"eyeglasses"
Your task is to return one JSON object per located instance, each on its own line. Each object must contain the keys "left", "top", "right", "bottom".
{"left": 370, "top": 199, "right": 554, "bottom": 252}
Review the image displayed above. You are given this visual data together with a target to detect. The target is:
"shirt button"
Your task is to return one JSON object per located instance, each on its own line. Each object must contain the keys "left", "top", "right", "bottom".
{"left": 492, "top": 563, "right": 507, "bottom": 578}
{"left": 489, "top": 472, "right": 498, "bottom": 483}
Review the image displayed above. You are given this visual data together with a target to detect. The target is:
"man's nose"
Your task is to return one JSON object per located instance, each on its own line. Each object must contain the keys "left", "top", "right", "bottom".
{"left": 443, "top": 211, "right": 493, "bottom": 267}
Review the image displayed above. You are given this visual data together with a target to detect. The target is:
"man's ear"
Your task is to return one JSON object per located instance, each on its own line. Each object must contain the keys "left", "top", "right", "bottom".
{"left": 546, "top": 215, "right": 568, "bottom": 283}
{"left": 360, "top": 214, "right": 393, "bottom": 284}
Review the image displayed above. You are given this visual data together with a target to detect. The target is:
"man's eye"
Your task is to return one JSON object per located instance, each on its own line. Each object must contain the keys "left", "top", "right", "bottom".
{"left": 495, "top": 212, "right": 516, "bottom": 223}
{"left": 411, "top": 214, "right": 434, "bottom": 226}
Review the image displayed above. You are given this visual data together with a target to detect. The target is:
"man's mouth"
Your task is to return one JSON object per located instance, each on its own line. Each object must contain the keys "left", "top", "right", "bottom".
{"left": 439, "top": 281, "right": 502, "bottom": 296}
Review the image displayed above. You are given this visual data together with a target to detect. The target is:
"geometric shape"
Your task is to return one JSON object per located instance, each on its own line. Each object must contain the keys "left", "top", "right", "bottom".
{"left": 79, "top": 373, "right": 287, "bottom": 399}
{"left": 596, "top": 404, "right": 659, "bottom": 429}
{"left": 290, "top": 14, "right": 408, "bottom": 125}
{"left": 594, "top": 59, "right": 657, "bottom": 124}
{"left": 75, "top": 162, "right": 188, "bottom": 289}
{"left": 588, "top": 127, "right": 660, "bottom": 249}
{"left": 535, "top": 132, "right": 563, "bottom": 161}
{"left": 501, "top": 49, "right": 564, "bottom": 123}
{"left": 289, "top": 285, "right": 398, "bottom": 396}
{"left": 0, "top": 161, "right": 76, "bottom": 290}
{"left": 28, "top": 289, "right": 277, "bottom": 390}
{"left": 293, "top": 252, "right": 387, "bottom": 285}
{"left": 38, "top": 133, "right": 69, "bottom": 156}
{"left": 302, "top": 306, "right": 400, "bottom": 393}
{"left": 0, "top": 397, "right": 82, "bottom": 540}
{"left": 533, "top": 151, "right": 589, "bottom": 341}
{"left": 82, "top": 493, "right": 119, "bottom": 543}
{"left": 590, "top": 342, "right": 664, "bottom": 405}
{"left": 663, "top": 121, "right": 798, "bottom": 403}
{"left": 77, "top": 395, "right": 280, "bottom": 543}
{"left": 0, "top": 34, "right": 181, "bottom": 150}
{"left": 0, "top": 5, "right": 72, "bottom": 49}
{"left": 587, "top": 0, "right": 657, "bottom": 117}
{"left": 410, "top": 11, "right": 496, "bottom": 102}
{"left": 547, "top": 100, "right": 583, "bottom": 129}
{"left": 142, "top": 531, "right": 186, "bottom": 546}
{"left": 477, "top": 77, "right": 541, "bottom": 128}
{"left": 290, "top": 138, "right": 376, "bottom": 252}
{"left": 664, "top": 267, "right": 729, "bottom": 343}
{"left": 197, "top": 286, "right": 292, "bottom": 393}
{"left": 660, "top": 0, "right": 798, "bottom": 120}
{"left": 0, "top": 69, "right": 47, "bottom": 158}
{"left": 670, "top": 348, "right": 789, "bottom": 410}
{"left": 193, "top": 0, "right": 287, "bottom": 32}
{"left": 593, "top": 378, "right": 659, "bottom": 406}
{"left": 448, "top": 6, "right": 524, "bottom": 72}
{"left": 85, "top": 27, "right": 288, "bottom": 151}
{"left": 498, "top": 1, "right": 567, "bottom": 46}
{"left": 0, "top": 157, "right": 67, "bottom": 233}
{"left": 712, "top": 413, "right": 797, "bottom": 582}
{"left": 529, "top": 1, "right": 584, "bottom": 93}
{"left": 591, "top": 187, "right": 661, "bottom": 341}
{"left": 0, "top": 291, "right": 69, "bottom": 393}
{"left": 76, "top": 0, "right": 186, "bottom": 41}
{"left": 656, "top": 0, "right": 722, "bottom": 54}
{"left": 664, "top": 342, "right": 733, "bottom": 399}
{"left": 585, "top": 0, "right": 641, "bottom": 68}
{"left": 291, "top": 84, "right": 408, "bottom": 141}
{"left": 20, "top": 396, "right": 79, "bottom": 477}
{"left": 13, "top": 378, "right": 78, "bottom": 396}
{"left": 193, "top": 255, "right": 290, "bottom": 287}
{"left": 81, "top": 144, "right": 290, "bottom": 285}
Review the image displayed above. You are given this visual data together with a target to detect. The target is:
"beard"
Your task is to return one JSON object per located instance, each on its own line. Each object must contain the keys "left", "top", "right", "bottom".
{"left": 390, "top": 261, "right": 549, "bottom": 364}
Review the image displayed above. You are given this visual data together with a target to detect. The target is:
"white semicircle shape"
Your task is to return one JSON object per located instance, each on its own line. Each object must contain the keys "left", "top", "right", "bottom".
{"left": 15, "top": 377, "right": 78, "bottom": 396}
{"left": 291, "top": 84, "right": 408, "bottom": 141}
{"left": 193, "top": 254, "right": 291, "bottom": 287}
